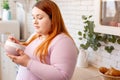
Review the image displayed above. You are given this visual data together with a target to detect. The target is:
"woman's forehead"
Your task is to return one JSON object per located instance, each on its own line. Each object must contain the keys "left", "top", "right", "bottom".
{"left": 32, "top": 7, "right": 45, "bottom": 15}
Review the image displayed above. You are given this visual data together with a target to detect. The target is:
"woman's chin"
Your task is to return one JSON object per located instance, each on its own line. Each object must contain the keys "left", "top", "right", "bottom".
{"left": 35, "top": 31, "right": 42, "bottom": 34}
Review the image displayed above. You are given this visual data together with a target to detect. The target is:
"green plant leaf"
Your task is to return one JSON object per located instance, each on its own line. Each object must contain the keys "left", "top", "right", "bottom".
{"left": 80, "top": 44, "right": 88, "bottom": 50}
{"left": 83, "top": 34, "right": 86, "bottom": 38}
{"left": 88, "top": 15, "right": 92, "bottom": 18}
{"left": 78, "top": 15, "right": 120, "bottom": 54}
{"left": 36, "top": 0, "right": 39, "bottom": 2}
{"left": 93, "top": 46, "right": 98, "bottom": 51}
{"left": 82, "top": 15, "right": 87, "bottom": 20}
{"left": 79, "top": 37, "right": 82, "bottom": 40}
{"left": 2, "top": 0, "right": 10, "bottom": 10}
{"left": 78, "top": 31, "right": 82, "bottom": 36}
{"left": 88, "top": 21, "right": 94, "bottom": 34}
{"left": 108, "top": 35, "right": 116, "bottom": 43}
{"left": 97, "top": 42, "right": 101, "bottom": 47}
{"left": 117, "top": 39, "right": 120, "bottom": 44}
{"left": 105, "top": 46, "right": 114, "bottom": 53}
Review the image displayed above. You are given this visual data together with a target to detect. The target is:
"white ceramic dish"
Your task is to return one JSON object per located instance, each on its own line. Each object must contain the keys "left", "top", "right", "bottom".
{"left": 4, "top": 40, "right": 25, "bottom": 56}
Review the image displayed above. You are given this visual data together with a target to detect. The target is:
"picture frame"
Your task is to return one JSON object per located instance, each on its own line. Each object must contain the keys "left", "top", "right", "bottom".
{"left": 94, "top": 0, "right": 120, "bottom": 36}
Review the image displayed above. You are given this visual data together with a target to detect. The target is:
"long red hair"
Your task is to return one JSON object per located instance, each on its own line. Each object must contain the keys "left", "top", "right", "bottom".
{"left": 22, "top": 0, "right": 73, "bottom": 63}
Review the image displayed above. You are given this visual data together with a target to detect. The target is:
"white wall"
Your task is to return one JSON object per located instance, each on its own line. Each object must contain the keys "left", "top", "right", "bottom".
{"left": 54, "top": 0, "right": 95, "bottom": 48}
{"left": 0, "top": 0, "right": 95, "bottom": 42}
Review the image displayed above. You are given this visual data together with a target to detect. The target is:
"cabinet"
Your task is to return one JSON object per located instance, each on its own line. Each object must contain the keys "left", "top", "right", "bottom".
{"left": 0, "top": 20, "right": 20, "bottom": 39}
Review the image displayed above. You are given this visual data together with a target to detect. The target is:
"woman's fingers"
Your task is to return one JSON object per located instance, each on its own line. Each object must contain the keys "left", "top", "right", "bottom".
{"left": 16, "top": 49, "right": 24, "bottom": 56}
{"left": 9, "top": 36, "right": 16, "bottom": 42}
{"left": 7, "top": 50, "right": 29, "bottom": 66}
{"left": 7, "top": 54, "right": 17, "bottom": 62}
{"left": 8, "top": 36, "right": 19, "bottom": 43}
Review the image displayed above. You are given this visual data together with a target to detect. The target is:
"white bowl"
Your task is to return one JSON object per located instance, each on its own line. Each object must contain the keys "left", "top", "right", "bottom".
{"left": 4, "top": 40, "right": 25, "bottom": 56}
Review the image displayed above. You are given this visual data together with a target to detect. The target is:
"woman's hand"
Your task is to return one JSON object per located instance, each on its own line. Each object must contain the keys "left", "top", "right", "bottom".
{"left": 8, "top": 35, "right": 20, "bottom": 44}
{"left": 7, "top": 49, "right": 30, "bottom": 67}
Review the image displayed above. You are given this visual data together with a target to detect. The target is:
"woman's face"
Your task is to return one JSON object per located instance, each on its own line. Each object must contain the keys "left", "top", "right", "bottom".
{"left": 32, "top": 7, "right": 51, "bottom": 35}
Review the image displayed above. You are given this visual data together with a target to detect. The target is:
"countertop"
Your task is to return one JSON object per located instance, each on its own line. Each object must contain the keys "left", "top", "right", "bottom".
{"left": 71, "top": 65, "right": 103, "bottom": 80}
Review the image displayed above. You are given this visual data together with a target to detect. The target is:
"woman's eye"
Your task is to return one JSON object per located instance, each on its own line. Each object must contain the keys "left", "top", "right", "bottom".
{"left": 32, "top": 17, "right": 35, "bottom": 19}
{"left": 38, "top": 17, "right": 43, "bottom": 20}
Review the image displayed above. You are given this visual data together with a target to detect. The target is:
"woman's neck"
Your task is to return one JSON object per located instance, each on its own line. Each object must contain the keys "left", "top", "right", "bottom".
{"left": 39, "top": 35, "right": 48, "bottom": 40}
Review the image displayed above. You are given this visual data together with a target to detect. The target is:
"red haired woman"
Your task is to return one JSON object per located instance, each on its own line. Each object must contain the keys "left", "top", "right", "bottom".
{"left": 8, "top": 0, "right": 78, "bottom": 80}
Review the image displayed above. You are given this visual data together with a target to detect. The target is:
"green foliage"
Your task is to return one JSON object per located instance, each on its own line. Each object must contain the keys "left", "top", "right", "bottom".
{"left": 36, "top": 0, "right": 39, "bottom": 2}
{"left": 78, "top": 15, "right": 120, "bottom": 53}
{"left": 2, "top": 0, "right": 10, "bottom": 10}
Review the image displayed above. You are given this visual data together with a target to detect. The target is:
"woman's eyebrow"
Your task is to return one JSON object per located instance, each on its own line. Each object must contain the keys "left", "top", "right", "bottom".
{"left": 36, "top": 14, "right": 43, "bottom": 17}
{"left": 32, "top": 14, "right": 43, "bottom": 16}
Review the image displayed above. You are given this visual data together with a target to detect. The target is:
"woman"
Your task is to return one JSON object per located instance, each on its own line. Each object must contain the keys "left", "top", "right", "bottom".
{"left": 8, "top": 0, "right": 78, "bottom": 80}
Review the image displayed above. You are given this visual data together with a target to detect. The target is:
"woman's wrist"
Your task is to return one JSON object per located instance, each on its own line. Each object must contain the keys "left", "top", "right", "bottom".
{"left": 24, "top": 58, "right": 31, "bottom": 67}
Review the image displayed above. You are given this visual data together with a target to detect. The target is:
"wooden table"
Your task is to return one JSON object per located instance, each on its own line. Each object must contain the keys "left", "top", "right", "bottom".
{"left": 71, "top": 65, "right": 103, "bottom": 80}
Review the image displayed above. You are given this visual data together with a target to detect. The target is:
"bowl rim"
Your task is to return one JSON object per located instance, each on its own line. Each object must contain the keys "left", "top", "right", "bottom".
{"left": 5, "top": 40, "right": 25, "bottom": 50}
{"left": 99, "top": 70, "right": 120, "bottom": 78}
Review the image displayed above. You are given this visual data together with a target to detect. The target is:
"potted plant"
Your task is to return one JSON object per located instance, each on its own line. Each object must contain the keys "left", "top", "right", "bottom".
{"left": 2, "top": 0, "right": 11, "bottom": 20}
{"left": 2, "top": 0, "right": 10, "bottom": 10}
{"left": 78, "top": 15, "right": 120, "bottom": 53}
{"left": 77, "top": 15, "right": 99, "bottom": 67}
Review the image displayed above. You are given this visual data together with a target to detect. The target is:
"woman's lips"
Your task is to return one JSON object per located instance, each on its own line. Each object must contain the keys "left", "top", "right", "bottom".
{"left": 34, "top": 26, "right": 39, "bottom": 29}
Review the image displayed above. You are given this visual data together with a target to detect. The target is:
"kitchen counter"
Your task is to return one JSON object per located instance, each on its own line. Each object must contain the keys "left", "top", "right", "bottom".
{"left": 71, "top": 65, "right": 103, "bottom": 80}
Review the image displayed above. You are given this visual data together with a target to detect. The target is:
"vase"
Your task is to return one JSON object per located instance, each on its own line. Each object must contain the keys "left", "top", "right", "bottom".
{"left": 76, "top": 49, "right": 88, "bottom": 67}
{"left": 2, "top": 9, "right": 11, "bottom": 21}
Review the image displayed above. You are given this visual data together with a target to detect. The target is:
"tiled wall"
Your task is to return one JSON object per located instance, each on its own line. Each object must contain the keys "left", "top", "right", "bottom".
{"left": 0, "top": 0, "right": 120, "bottom": 73}
{"left": 54, "top": 0, "right": 95, "bottom": 48}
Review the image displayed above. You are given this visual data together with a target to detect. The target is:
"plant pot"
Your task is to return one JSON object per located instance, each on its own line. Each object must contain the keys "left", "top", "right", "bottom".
{"left": 76, "top": 49, "right": 88, "bottom": 67}
{"left": 2, "top": 9, "right": 11, "bottom": 20}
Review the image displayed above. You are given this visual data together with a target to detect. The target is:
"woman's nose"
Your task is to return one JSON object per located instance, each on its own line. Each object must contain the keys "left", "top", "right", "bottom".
{"left": 33, "top": 19, "right": 38, "bottom": 24}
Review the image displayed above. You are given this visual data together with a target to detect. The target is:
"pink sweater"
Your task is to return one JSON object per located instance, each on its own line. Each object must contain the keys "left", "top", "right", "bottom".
{"left": 16, "top": 33, "right": 78, "bottom": 80}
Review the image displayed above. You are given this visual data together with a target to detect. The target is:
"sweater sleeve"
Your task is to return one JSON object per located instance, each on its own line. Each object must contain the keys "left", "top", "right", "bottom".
{"left": 27, "top": 37, "right": 78, "bottom": 80}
